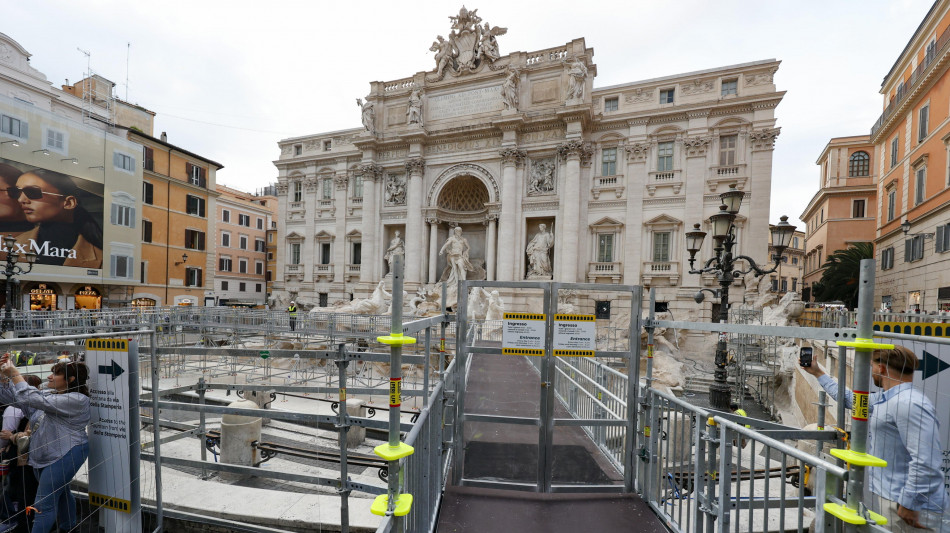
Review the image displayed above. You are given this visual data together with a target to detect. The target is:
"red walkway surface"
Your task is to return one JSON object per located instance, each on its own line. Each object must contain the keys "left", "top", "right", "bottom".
{"left": 436, "top": 352, "right": 668, "bottom": 532}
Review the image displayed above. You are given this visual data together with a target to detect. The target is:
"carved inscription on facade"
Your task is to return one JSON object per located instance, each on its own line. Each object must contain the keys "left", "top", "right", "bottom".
{"left": 378, "top": 148, "right": 408, "bottom": 161}
{"left": 521, "top": 128, "right": 565, "bottom": 143}
{"left": 531, "top": 79, "right": 559, "bottom": 103}
{"left": 425, "top": 137, "right": 502, "bottom": 155}
{"left": 428, "top": 86, "right": 503, "bottom": 120}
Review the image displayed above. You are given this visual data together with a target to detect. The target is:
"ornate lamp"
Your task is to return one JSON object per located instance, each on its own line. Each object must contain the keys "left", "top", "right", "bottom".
{"left": 709, "top": 205, "right": 734, "bottom": 241}
{"left": 720, "top": 183, "right": 744, "bottom": 215}
{"left": 685, "top": 223, "right": 707, "bottom": 264}
{"left": 769, "top": 216, "right": 796, "bottom": 258}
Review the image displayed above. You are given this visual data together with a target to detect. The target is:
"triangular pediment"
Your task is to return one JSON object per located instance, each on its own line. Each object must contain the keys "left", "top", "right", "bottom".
{"left": 286, "top": 231, "right": 305, "bottom": 241}
{"left": 314, "top": 230, "right": 335, "bottom": 241}
{"left": 590, "top": 216, "right": 622, "bottom": 228}
{"left": 644, "top": 214, "right": 682, "bottom": 226}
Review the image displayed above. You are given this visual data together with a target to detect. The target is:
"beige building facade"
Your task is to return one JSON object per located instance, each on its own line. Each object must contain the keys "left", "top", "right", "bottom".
{"left": 273, "top": 10, "right": 785, "bottom": 313}
{"left": 214, "top": 185, "right": 276, "bottom": 307}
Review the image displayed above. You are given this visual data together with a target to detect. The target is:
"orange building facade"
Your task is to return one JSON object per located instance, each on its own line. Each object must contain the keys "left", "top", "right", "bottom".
{"left": 871, "top": 0, "right": 950, "bottom": 312}
{"left": 214, "top": 184, "right": 276, "bottom": 307}
{"left": 133, "top": 131, "right": 222, "bottom": 307}
{"left": 799, "top": 136, "right": 878, "bottom": 302}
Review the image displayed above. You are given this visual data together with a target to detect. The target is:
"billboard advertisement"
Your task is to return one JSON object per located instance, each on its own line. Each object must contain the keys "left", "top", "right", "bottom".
{"left": 0, "top": 157, "right": 104, "bottom": 269}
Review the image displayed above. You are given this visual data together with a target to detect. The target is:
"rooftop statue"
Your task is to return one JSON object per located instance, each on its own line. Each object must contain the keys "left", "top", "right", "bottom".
{"left": 429, "top": 6, "right": 507, "bottom": 79}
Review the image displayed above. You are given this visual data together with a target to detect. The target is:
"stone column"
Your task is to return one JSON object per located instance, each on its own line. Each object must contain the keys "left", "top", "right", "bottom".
{"left": 556, "top": 140, "right": 591, "bottom": 282}
{"left": 428, "top": 218, "right": 440, "bottom": 283}
{"left": 746, "top": 129, "right": 780, "bottom": 260}
{"left": 332, "top": 173, "right": 349, "bottom": 284}
{"left": 358, "top": 163, "right": 383, "bottom": 284}
{"left": 485, "top": 216, "right": 497, "bottom": 281}
{"left": 496, "top": 148, "right": 525, "bottom": 281}
{"left": 623, "top": 141, "right": 648, "bottom": 284}
{"left": 404, "top": 158, "right": 426, "bottom": 285}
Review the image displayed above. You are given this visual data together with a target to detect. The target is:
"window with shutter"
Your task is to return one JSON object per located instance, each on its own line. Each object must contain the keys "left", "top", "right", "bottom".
{"left": 143, "top": 220, "right": 152, "bottom": 243}
{"left": 143, "top": 182, "right": 153, "bottom": 205}
{"left": 938, "top": 225, "right": 946, "bottom": 253}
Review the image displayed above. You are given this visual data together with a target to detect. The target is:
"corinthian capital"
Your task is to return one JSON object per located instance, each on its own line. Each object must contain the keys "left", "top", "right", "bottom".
{"left": 747, "top": 128, "right": 781, "bottom": 151}
{"left": 333, "top": 173, "right": 349, "bottom": 190}
{"left": 358, "top": 163, "right": 384, "bottom": 181}
{"left": 499, "top": 148, "right": 527, "bottom": 166}
{"left": 405, "top": 157, "right": 426, "bottom": 174}
{"left": 556, "top": 139, "right": 593, "bottom": 161}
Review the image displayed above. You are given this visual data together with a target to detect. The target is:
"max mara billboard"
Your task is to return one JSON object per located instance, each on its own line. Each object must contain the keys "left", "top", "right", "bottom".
{"left": 0, "top": 157, "right": 104, "bottom": 269}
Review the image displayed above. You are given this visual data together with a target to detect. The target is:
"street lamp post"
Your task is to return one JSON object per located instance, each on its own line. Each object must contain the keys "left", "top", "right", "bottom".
{"left": 1, "top": 235, "right": 38, "bottom": 336}
{"left": 685, "top": 184, "right": 796, "bottom": 409}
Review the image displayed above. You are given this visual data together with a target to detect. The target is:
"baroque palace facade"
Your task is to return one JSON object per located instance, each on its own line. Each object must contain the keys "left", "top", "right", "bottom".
{"left": 273, "top": 9, "right": 785, "bottom": 313}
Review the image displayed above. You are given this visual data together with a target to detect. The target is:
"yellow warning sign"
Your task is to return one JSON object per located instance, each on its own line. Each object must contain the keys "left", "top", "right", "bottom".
{"left": 88, "top": 339, "right": 129, "bottom": 351}
{"left": 389, "top": 379, "right": 401, "bottom": 407}
{"left": 89, "top": 492, "right": 131, "bottom": 513}
{"left": 502, "top": 347, "right": 545, "bottom": 356}
{"left": 503, "top": 312, "right": 545, "bottom": 321}
{"left": 339, "top": 388, "right": 346, "bottom": 402}
{"left": 647, "top": 344, "right": 654, "bottom": 359}
{"left": 554, "top": 349, "right": 594, "bottom": 357}
{"left": 853, "top": 391, "right": 869, "bottom": 421}
{"left": 644, "top": 426, "right": 651, "bottom": 437}
{"left": 554, "top": 314, "right": 595, "bottom": 321}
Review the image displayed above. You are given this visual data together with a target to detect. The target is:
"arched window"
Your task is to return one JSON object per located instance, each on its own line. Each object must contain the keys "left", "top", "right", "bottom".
{"left": 848, "top": 151, "right": 870, "bottom": 177}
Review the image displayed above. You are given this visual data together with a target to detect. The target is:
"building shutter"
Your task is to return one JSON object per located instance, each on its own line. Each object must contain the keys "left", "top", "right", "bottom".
{"left": 113, "top": 151, "right": 122, "bottom": 169}
{"left": 905, "top": 239, "right": 912, "bottom": 262}
{"left": 198, "top": 232, "right": 205, "bottom": 251}
{"left": 129, "top": 207, "right": 135, "bottom": 229}
{"left": 938, "top": 225, "right": 946, "bottom": 253}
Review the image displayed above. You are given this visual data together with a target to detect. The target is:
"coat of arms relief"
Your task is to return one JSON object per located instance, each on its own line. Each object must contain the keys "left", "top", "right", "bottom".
{"left": 429, "top": 6, "right": 507, "bottom": 80}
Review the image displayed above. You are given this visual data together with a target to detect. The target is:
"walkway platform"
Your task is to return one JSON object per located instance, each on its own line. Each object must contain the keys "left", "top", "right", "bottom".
{"left": 437, "top": 351, "right": 667, "bottom": 532}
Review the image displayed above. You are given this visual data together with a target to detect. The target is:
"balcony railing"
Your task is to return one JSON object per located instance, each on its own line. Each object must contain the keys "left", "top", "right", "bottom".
{"left": 871, "top": 23, "right": 950, "bottom": 138}
{"left": 591, "top": 174, "right": 624, "bottom": 199}
{"left": 647, "top": 170, "right": 682, "bottom": 195}
{"left": 642, "top": 261, "right": 680, "bottom": 285}
{"left": 587, "top": 262, "right": 622, "bottom": 282}
{"left": 313, "top": 264, "right": 334, "bottom": 278}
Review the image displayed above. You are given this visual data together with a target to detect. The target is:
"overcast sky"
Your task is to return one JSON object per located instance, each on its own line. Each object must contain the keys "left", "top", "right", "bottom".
{"left": 5, "top": 0, "right": 935, "bottom": 228}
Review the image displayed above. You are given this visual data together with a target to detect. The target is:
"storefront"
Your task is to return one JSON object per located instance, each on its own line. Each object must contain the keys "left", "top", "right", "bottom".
{"left": 29, "top": 284, "right": 58, "bottom": 311}
{"left": 75, "top": 286, "right": 102, "bottom": 310}
{"left": 131, "top": 297, "right": 156, "bottom": 308}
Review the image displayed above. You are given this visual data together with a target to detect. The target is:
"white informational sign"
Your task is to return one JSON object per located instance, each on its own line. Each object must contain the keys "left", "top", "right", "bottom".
{"left": 888, "top": 339, "right": 950, "bottom": 491}
{"left": 553, "top": 314, "right": 597, "bottom": 356}
{"left": 502, "top": 312, "right": 546, "bottom": 356}
{"left": 87, "top": 339, "right": 141, "bottom": 533}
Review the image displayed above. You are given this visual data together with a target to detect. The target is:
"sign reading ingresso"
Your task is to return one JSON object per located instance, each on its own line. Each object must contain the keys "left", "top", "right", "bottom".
{"left": 502, "top": 312, "right": 546, "bottom": 356}
{"left": 428, "top": 85, "right": 503, "bottom": 121}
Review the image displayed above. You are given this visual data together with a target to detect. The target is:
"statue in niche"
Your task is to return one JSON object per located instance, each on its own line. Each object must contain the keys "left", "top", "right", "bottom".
{"left": 356, "top": 98, "right": 375, "bottom": 134}
{"left": 439, "top": 227, "right": 474, "bottom": 287}
{"left": 407, "top": 88, "right": 424, "bottom": 126}
{"left": 526, "top": 224, "right": 555, "bottom": 279}
{"left": 384, "top": 230, "right": 405, "bottom": 274}
{"left": 565, "top": 59, "right": 588, "bottom": 102}
{"left": 501, "top": 68, "right": 519, "bottom": 111}
{"left": 528, "top": 159, "right": 555, "bottom": 195}
{"left": 384, "top": 174, "right": 406, "bottom": 205}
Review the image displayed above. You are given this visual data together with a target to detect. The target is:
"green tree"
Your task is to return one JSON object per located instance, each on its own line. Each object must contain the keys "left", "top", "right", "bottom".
{"left": 813, "top": 242, "right": 874, "bottom": 309}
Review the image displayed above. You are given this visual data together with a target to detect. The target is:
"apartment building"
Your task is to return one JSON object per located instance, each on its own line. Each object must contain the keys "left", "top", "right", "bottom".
{"left": 799, "top": 136, "right": 878, "bottom": 302}
{"left": 214, "top": 184, "right": 275, "bottom": 307}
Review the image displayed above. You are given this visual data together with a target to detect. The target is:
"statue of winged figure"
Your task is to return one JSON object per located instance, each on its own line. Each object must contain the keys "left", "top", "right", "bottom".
{"left": 477, "top": 22, "right": 507, "bottom": 62}
{"left": 429, "top": 35, "right": 455, "bottom": 78}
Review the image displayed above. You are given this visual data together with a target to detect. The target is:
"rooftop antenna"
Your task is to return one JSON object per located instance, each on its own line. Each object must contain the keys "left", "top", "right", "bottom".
{"left": 77, "top": 47, "right": 91, "bottom": 124}
{"left": 124, "top": 42, "right": 130, "bottom": 101}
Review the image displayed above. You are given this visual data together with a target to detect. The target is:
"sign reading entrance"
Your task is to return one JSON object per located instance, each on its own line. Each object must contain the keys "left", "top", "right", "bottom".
{"left": 87, "top": 339, "right": 141, "bottom": 533}
{"left": 553, "top": 314, "right": 596, "bottom": 356}
{"left": 502, "top": 312, "right": 546, "bottom": 356}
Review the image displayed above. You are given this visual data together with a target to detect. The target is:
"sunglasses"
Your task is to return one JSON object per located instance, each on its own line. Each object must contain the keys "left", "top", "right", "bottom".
{"left": 5, "top": 186, "right": 67, "bottom": 200}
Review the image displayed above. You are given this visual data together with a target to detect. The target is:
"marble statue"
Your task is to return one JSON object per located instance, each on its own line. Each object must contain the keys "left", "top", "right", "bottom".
{"left": 501, "top": 69, "right": 519, "bottom": 111}
{"left": 526, "top": 224, "right": 554, "bottom": 279}
{"left": 320, "top": 280, "right": 390, "bottom": 315}
{"left": 477, "top": 22, "right": 506, "bottom": 62}
{"left": 384, "top": 230, "right": 405, "bottom": 274}
{"left": 528, "top": 159, "right": 555, "bottom": 195}
{"left": 430, "top": 36, "right": 455, "bottom": 78}
{"left": 466, "top": 287, "right": 489, "bottom": 321}
{"left": 357, "top": 98, "right": 375, "bottom": 133}
{"left": 409, "top": 286, "right": 442, "bottom": 317}
{"left": 439, "top": 227, "right": 474, "bottom": 286}
{"left": 429, "top": 7, "right": 507, "bottom": 78}
{"left": 407, "top": 88, "right": 424, "bottom": 126}
{"left": 557, "top": 289, "right": 578, "bottom": 314}
{"left": 384, "top": 174, "right": 406, "bottom": 205}
{"left": 565, "top": 59, "right": 588, "bottom": 101}
{"left": 485, "top": 290, "right": 504, "bottom": 321}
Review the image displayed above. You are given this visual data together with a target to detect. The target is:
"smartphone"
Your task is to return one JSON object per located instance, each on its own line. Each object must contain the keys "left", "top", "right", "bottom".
{"left": 799, "top": 347, "right": 813, "bottom": 368}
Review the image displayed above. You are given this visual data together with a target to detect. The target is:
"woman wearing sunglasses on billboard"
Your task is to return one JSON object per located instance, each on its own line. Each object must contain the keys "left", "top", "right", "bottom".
{"left": 0, "top": 163, "right": 31, "bottom": 238}
{"left": 10, "top": 169, "right": 102, "bottom": 268}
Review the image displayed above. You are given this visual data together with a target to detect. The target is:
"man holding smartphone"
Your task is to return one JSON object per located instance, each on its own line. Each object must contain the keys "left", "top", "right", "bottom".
{"left": 802, "top": 346, "right": 947, "bottom": 530}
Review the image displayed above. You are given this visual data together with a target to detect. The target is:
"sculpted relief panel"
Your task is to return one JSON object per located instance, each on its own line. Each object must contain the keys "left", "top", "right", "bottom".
{"left": 528, "top": 158, "right": 556, "bottom": 196}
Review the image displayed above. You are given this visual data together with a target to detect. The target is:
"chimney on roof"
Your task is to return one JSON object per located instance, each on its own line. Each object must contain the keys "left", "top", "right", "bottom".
{"left": 160, "top": 132, "right": 167, "bottom": 142}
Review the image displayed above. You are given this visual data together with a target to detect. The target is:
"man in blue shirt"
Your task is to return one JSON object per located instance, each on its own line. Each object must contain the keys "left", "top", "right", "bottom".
{"left": 804, "top": 346, "right": 947, "bottom": 530}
